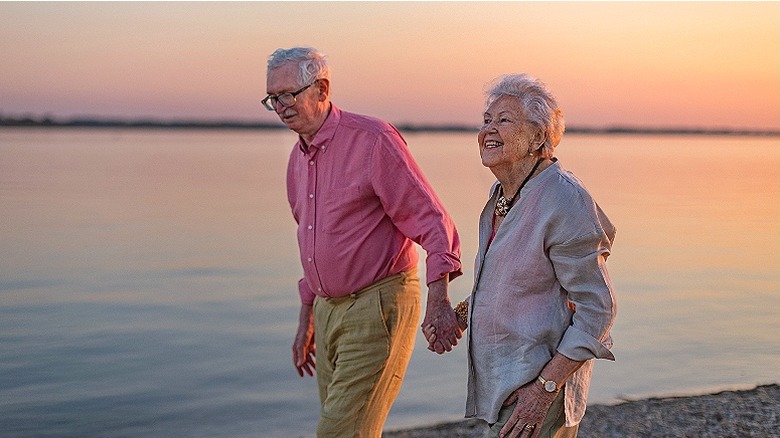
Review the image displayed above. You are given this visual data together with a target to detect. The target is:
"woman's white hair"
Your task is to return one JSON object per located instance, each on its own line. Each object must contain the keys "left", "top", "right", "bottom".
{"left": 267, "top": 47, "right": 330, "bottom": 87}
{"left": 485, "top": 74, "right": 565, "bottom": 159}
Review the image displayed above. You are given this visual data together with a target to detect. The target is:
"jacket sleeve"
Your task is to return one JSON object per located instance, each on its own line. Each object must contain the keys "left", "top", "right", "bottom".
{"left": 550, "top": 226, "right": 617, "bottom": 362}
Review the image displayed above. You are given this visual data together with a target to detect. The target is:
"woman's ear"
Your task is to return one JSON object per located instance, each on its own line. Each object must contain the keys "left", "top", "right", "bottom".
{"left": 533, "top": 130, "right": 546, "bottom": 152}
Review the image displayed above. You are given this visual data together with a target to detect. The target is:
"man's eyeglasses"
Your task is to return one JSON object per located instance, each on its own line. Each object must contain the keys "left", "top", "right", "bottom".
{"left": 261, "top": 80, "right": 317, "bottom": 111}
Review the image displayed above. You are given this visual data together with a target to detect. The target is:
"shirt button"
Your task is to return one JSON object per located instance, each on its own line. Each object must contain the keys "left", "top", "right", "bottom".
{"left": 309, "top": 193, "right": 314, "bottom": 198}
{"left": 307, "top": 257, "right": 312, "bottom": 262}
{"left": 317, "top": 287, "right": 322, "bottom": 292}
{"left": 309, "top": 160, "right": 314, "bottom": 166}
{"left": 307, "top": 225, "right": 313, "bottom": 230}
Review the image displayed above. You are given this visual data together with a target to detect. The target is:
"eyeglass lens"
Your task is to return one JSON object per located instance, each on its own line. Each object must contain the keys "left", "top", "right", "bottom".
{"left": 263, "top": 82, "right": 315, "bottom": 111}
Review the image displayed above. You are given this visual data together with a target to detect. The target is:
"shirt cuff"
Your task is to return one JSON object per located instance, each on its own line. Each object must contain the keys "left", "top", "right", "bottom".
{"left": 557, "top": 325, "right": 615, "bottom": 362}
{"left": 298, "top": 278, "right": 315, "bottom": 306}
{"left": 425, "top": 252, "right": 463, "bottom": 285}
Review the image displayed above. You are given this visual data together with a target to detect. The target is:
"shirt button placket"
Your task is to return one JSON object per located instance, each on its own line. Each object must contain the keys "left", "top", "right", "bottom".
{"left": 307, "top": 192, "right": 314, "bottom": 258}
{"left": 307, "top": 153, "right": 319, "bottom": 293}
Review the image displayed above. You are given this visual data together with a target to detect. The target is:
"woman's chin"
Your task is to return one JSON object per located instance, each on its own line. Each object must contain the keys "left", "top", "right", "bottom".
{"left": 480, "top": 153, "right": 503, "bottom": 169}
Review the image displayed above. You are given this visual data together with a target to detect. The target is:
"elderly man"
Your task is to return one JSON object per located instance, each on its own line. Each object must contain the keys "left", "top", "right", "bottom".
{"left": 263, "top": 46, "right": 463, "bottom": 437}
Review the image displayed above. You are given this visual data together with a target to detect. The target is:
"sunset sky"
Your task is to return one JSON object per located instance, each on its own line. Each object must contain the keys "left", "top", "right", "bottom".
{"left": 1, "top": 2, "right": 778, "bottom": 130}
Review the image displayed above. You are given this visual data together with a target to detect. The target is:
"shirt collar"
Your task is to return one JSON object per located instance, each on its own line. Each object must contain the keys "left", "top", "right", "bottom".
{"left": 297, "top": 104, "right": 341, "bottom": 155}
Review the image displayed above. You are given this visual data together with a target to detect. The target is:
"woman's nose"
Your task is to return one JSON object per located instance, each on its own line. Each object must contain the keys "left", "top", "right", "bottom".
{"left": 480, "top": 121, "right": 497, "bottom": 133}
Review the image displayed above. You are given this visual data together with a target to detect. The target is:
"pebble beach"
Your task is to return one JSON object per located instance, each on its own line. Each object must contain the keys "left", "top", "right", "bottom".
{"left": 383, "top": 384, "right": 780, "bottom": 437}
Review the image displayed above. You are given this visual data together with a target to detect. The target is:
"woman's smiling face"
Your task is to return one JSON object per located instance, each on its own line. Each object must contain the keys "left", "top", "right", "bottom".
{"left": 478, "top": 94, "right": 539, "bottom": 170}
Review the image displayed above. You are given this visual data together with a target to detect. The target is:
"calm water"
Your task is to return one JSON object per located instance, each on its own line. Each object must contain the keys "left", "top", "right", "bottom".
{"left": 1, "top": 128, "right": 778, "bottom": 437}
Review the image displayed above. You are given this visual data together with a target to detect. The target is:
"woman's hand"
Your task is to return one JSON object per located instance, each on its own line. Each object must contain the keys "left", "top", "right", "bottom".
{"left": 498, "top": 381, "right": 558, "bottom": 438}
{"left": 421, "top": 322, "right": 437, "bottom": 349}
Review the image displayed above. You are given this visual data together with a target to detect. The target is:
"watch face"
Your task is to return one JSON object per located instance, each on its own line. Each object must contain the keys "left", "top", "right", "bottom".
{"left": 544, "top": 380, "right": 557, "bottom": 392}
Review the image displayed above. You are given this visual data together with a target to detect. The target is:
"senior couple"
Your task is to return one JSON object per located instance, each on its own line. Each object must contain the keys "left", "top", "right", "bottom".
{"left": 264, "top": 47, "right": 617, "bottom": 438}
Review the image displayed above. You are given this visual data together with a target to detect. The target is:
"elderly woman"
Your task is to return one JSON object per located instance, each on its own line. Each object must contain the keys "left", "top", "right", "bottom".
{"left": 426, "top": 74, "right": 616, "bottom": 438}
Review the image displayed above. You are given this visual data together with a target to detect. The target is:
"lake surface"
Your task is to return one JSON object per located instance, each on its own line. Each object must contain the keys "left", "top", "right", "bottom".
{"left": 1, "top": 128, "right": 778, "bottom": 437}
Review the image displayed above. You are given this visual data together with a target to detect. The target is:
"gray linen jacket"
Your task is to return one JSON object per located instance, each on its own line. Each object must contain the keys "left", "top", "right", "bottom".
{"left": 465, "top": 161, "right": 617, "bottom": 426}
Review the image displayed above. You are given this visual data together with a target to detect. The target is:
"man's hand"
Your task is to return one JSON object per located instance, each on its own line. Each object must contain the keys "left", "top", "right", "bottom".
{"left": 421, "top": 276, "right": 462, "bottom": 354}
{"left": 292, "top": 304, "right": 316, "bottom": 377}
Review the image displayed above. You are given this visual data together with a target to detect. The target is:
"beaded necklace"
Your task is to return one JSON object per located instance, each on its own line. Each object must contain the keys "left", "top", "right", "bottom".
{"left": 494, "top": 158, "right": 544, "bottom": 216}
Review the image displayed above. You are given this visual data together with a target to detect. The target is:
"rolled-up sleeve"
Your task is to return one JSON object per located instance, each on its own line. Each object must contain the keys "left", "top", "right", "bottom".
{"left": 550, "top": 229, "right": 617, "bottom": 361}
{"left": 425, "top": 251, "right": 463, "bottom": 285}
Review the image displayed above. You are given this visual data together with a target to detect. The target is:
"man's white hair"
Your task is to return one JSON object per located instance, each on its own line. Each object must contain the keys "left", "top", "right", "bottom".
{"left": 267, "top": 47, "right": 330, "bottom": 87}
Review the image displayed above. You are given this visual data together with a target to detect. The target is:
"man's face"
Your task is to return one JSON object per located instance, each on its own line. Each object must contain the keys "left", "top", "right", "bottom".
{"left": 266, "top": 62, "right": 322, "bottom": 137}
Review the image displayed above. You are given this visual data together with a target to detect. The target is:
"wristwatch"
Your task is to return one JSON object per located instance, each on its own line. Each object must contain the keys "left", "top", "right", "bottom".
{"left": 537, "top": 375, "right": 560, "bottom": 393}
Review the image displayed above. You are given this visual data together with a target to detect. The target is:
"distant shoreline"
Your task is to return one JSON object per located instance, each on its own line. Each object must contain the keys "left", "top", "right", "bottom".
{"left": 1, "top": 116, "right": 778, "bottom": 137}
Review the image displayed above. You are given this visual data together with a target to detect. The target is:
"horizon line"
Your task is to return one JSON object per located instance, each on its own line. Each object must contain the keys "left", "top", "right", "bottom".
{"left": 1, "top": 114, "right": 778, "bottom": 137}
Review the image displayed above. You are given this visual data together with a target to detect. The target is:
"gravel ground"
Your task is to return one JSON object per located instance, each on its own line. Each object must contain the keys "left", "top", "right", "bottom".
{"left": 383, "top": 384, "right": 780, "bottom": 438}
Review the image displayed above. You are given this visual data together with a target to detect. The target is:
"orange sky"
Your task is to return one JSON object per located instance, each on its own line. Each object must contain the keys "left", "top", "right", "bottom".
{"left": 1, "top": 2, "right": 778, "bottom": 130}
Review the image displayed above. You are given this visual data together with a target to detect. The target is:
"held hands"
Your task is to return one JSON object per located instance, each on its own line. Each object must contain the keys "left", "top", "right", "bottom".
{"left": 498, "top": 381, "right": 558, "bottom": 438}
{"left": 421, "top": 277, "right": 462, "bottom": 354}
{"left": 422, "top": 300, "right": 468, "bottom": 354}
{"left": 422, "top": 300, "right": 468, "bottom": 345}
{"left": 421, "top": 299, "right": 462, "bottom": 354}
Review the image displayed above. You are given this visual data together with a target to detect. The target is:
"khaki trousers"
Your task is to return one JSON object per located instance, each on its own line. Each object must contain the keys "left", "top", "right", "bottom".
{"left": 313, "top": 269, "right": 420, "bottom": 438}
{"left": 489, "top": 388, "right": 579, "bottom": 438}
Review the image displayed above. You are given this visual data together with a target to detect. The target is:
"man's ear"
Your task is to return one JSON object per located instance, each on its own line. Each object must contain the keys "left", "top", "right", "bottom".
{"left": 316, "top": 78, "right": 330, "bottom": 101}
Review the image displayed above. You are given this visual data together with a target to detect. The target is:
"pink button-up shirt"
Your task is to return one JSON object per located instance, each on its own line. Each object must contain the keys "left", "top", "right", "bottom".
{"left": 286, "top": 105, "right": 462, "bottom": 305}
